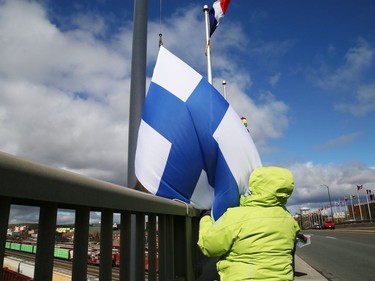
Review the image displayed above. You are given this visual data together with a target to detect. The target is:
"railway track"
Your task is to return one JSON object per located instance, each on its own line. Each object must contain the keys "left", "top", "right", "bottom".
{"left": 5, "top": 250, "right": 121, "bottom": 280}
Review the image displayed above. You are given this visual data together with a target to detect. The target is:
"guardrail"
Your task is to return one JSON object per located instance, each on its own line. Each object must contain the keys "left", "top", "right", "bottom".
{"left": 0, "top": 151, "right": 205, "bottom": 281}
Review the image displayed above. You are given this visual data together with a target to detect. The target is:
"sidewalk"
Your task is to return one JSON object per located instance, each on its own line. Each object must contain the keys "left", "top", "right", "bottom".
{"left": 198, "top": 255, "right": 328, "bottom": 280}
{"left": 295, "top": 255, "right": 327, "bottom": 280}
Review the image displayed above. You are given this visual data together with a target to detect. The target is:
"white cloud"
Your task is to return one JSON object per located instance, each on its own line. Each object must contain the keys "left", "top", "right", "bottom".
{"left": 0, "top": 0, "right": 130, "bottom": 185}
{"left": 287, "top": 162, "right": 375, "bottom": 214}
{"left": 3, "top": 0, "right": 374, "bottom": 224}
{"left": 315, "top": 132, "right": 362, "bottom": 151}
{"left": 269, "top": 72, "right": 281, "bottom": 87}
{"left": 334, "top": 83, "right": 375, "bottom": 116}
{"left": 315, "top": 38, "right": 374, "bottom": 90}
{"left": 312, "top": 38, "right": 375, "bottom": 116}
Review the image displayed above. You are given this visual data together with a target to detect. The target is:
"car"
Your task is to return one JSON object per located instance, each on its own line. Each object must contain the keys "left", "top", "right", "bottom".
{"left": 312, "top": 223, "right": 322, "bottom": 229}
{"left": 323, "top": 220, "right": 335, "bottom": 230}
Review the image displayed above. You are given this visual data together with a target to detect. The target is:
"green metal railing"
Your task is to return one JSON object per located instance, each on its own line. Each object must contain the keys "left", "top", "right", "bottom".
{"left": 0, "top": 151, "right": 207, "bottom": 281}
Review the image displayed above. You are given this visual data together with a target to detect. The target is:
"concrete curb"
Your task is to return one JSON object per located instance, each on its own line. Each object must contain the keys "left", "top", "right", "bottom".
{"left": 295, "top": 255, "right": 328, "bottom": 280}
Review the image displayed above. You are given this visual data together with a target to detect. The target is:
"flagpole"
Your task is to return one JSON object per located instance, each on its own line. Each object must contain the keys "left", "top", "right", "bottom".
{"left": 222, "top": 80, "right": 227, "bottom": 100}
{"left": 350, "top": 196, "right": 355, "bottom": 220}
{"left": 365, "top": 189, "right": 372, "bottom": 220}
{"left": 128, "top": 1, "right": 148, "bottom": 280}
{"left": 333, "top": 200, "right": 338, "bottom": 215}
{"left": 203, "top": 5, "right": 213, "bottom": 85}
{"left": 344, "top": 196, "right": 349, "bottom": 219}
{"left": 357, "top": 189, "right": 363, "bottom": 221}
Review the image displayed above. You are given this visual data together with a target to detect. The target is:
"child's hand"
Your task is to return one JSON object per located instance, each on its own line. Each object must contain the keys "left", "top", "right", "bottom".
{"left": 200, "top": 209, "right": 211, "bottom": 218}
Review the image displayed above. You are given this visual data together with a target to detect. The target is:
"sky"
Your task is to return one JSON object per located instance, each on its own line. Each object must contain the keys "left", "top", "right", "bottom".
{"left": 1, "top": 0, "right": 375, "bottom": 224}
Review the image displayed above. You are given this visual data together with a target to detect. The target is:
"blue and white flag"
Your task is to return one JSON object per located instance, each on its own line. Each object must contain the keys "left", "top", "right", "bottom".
{"left": 135, "top": 46, "right": 261, "bottom": 220}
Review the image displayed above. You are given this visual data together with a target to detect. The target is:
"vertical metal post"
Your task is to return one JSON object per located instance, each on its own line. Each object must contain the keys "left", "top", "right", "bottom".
{"left": 222, "top": 80, "right": 227, "bottom": 100}
{"left": 99, "top": 209, "right": 113, "bottom": 281}
{"left": 120, "top": 212, "right": 131, "bottom": 281}
{"left": 34, "top": 203, "right": 57, "bottom": 281}
{"left": 158, "top": 214, "right": 174, "bottom": 280}
{"left": 356, "top": 191, "right": 364, "bottom": 221}
{"left": 147, "top": 215, "right": 157, "bottom": 281}
{"left": 0, "top": 197, "right": 11, "bottom": 280}
{"left": 321, "top": 184, "right": 334, "bottom": 222}
{"left": 72, "top": 207, "right": 90, "bottom": 281}
{"left": 185, "top": 216, "right": 194, "bottom": 281}
{"left": 350, "top": 196, "right": 356, "bottom": 220}
{"left": 135, "top": 214, "right": 146, "bottom": 280}
{"left": 365, "top": 189, "right": 372, "bottom": 221}
{"left": 203, "top": 5, "right": 213, "bottom": 84}
{"left": 128, "top": 0, "right": 148, "bottom": 189}
{"left": 128, "top": 1, "right": 148, "bottom": 280}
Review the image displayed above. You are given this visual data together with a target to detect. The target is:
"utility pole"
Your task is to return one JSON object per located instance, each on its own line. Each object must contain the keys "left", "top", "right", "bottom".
{"left": 321, "top": 184, "right": 334, "bottom": 222}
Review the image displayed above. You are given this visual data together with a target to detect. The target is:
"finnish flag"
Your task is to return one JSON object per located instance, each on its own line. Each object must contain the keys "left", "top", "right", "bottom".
{"left": 135, "top": 46, "right": 261, "bottom": 220}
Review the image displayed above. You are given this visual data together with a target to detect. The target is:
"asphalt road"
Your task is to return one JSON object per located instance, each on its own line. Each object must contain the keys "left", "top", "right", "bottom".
{"left": 297, "top": 227, "right": 375, "bottom": 281}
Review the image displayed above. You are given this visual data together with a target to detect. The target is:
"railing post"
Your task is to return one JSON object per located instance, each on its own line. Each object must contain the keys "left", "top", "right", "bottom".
{"left": 72, "top": 206, "right": 90, "bottom": 281}
{"left": 120, "top": 211, "right": 131, "bottom": 281}
{"left": 135, "top": 213, "right": 146, "bottom": 280}
{"left": 0, "top": 196, "right": 11, "bottom": 280}
{"left": 34, "top": 203, "right": 58, "bottom": 281}
{"left": 185, "top": 216, "right": 194, "bottom": 281}
{"left": 147, "top": 214, "right": 157, "bottom": 281}
{"left": 99, "top": 209, "right": 113, "bottom": 280}
{"left": 159, "top": 214, "right": 175, "bottom": 280}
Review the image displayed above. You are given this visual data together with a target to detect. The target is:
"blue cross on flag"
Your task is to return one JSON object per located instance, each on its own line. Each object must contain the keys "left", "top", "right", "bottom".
{"left": 135, "top": 46, "right": 262, "bottom": 220}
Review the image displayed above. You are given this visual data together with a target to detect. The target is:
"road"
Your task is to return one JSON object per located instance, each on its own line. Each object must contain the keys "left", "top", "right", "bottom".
{"left": 297, "top": 227, "right": 375, "bottom": 280}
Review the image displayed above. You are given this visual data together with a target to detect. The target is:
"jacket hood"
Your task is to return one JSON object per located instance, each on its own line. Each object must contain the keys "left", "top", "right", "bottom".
{"left": 240, "top": 166, "right": 294, "bottom": 207}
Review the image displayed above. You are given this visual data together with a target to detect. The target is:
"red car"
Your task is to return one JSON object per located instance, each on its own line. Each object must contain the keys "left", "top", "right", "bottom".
{"left": 323, "top": 220, "right": 335, "bottom": 230}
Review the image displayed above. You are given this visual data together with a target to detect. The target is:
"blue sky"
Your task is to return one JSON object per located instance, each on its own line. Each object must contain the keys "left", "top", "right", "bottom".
{"left": 1, "top": 0, "right": 374, "bottom": 223}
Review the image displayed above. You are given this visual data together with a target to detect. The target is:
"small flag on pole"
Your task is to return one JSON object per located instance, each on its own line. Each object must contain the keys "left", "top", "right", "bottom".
{"left": 366, "top": 189, "right": 372, "bottom": 195}
{"left": 357, "top": 184, "right": 363, "bottom": 191}
{"left": 135, "top": 46, "right": 262, "bottom": 220}
{"left": 209, "top": 0, "right": 231, "bottom": 36}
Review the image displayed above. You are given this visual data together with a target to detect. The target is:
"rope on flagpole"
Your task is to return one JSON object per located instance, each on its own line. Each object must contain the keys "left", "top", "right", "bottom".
{"left": 172, "top": 199, "right": 192, "bottom": 216}
{"left": 159, "top": 0, "right": 163, "bottom": 47}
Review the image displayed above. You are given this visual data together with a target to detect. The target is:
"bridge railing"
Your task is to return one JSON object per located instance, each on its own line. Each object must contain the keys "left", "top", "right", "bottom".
{"left": 0, "top": 151, "right": 207, "bottom": 281}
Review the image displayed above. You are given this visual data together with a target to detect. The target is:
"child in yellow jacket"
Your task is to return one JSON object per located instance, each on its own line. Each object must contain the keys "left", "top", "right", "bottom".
{"left": 198, "top": 166, "right": 300, "bottom": 280}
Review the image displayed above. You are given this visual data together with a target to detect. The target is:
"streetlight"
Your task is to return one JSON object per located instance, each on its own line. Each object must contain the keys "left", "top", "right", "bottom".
{"left": 321, "top": 184, "right": 334, "bottom": 222}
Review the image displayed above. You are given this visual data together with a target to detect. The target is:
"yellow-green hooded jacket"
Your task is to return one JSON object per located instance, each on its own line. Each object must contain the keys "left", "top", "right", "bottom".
{"left": 197, "top": 166, "right": 300, "bottom": 280}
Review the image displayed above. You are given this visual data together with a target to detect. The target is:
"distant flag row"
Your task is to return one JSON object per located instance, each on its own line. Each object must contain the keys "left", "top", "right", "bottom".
{"left": 356, "top": 185, "right": 373, "bottom": 195}
{"left": 340, "top": 185, "right": 373, "bottom": 204}
{"left": 209, "top": 0, "right": 231, "bottom": 36}
{"left": 317, "top": 185, "right": 373, "bottom": 212}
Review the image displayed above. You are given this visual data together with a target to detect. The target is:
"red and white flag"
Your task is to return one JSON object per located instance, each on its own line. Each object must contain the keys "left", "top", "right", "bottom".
{"left": 357, "top": 184, "right": 363, "bottom": 190}
{"left": 366, "top": 189, "right": 372, "bottom": 195}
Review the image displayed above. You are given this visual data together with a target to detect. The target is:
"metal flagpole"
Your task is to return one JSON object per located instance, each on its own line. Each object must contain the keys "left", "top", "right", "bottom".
{"left": 357, "top": 190, "right": 363, "bottom": 221}
{"left": 334, "top": 201, "right": 337, "bottom": 214}
{"left": 128, "top": 1, "right": 148, "bottom": 280}
{"left": 344, "top": 196, "right": 349, "bottom": 219}
{"left": 222, "top": 80, "right": 227, "bottom": 100}
{"left": 350, "top": 196, "right": 355, "bottom": 220}
{"left": 203, "top": 5, "right": 213, "bottom": 84}
{"left": 365, "top": 188, "right": 372, "bottom": 220}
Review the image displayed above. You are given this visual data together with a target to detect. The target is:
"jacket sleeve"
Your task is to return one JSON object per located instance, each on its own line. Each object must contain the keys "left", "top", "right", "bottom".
{"left": 197, "top": 210, "right": 238, "bottom": 257}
